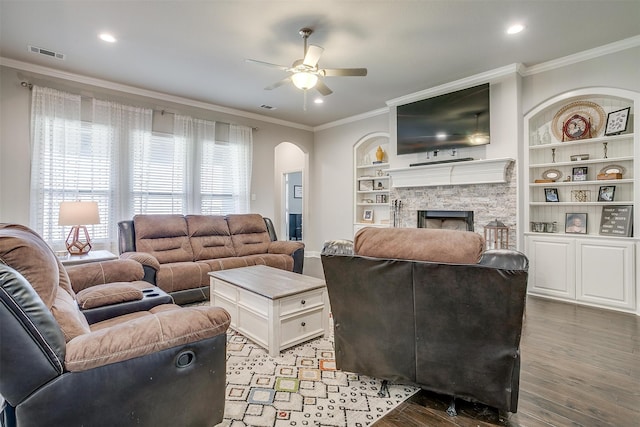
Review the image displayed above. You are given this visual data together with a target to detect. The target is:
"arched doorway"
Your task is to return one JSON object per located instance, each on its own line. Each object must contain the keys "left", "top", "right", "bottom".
{"left": 274, "top": 142, "right": 308, "bottom": 241}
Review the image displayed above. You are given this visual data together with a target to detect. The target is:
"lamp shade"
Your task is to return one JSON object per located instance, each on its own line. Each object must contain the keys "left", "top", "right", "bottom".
{"left": 58, "top": 201, "right": 100, "bottom": 226}
{"left": 291, "top": 72, "right": 318, "bottom": 90}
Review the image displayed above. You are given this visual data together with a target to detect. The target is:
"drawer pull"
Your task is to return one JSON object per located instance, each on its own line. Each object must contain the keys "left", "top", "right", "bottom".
{"left": 301, "top": 300, "right": 306, "bottom": 305}
{"left": 301, "top": 322, "right": 306, "bottom": 327}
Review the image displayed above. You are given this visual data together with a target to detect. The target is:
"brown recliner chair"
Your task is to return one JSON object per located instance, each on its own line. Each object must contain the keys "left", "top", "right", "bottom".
{"left": 321, "top": 227, "right": 528, "bottom": 414}
{"left": 0, "top": 224, "right": 230, "bottom": 427}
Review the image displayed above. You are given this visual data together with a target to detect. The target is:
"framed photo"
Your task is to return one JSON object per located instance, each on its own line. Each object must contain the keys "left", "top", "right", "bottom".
{"left": 572, "top": 166, "right": 588, "bottom": 181}
{"left": 362, "top": 209, "right": 374, "bottom": 223}
{"left": 604, "top": 107, "right": 630, "bottom": 136}
{"left": 544, "top": 188, "right": 559, "bottom": 202}
{"left": 293, "top": 185, "right": 302, "bottom": 198}
{"left": 565, "top": 213, "right": 587, "bottom": 234}
{"left": 598, "top": 185, "right": 615, "bottom": 202}
{"left": 359, "top": 180, "right": 374, "bottom": 191}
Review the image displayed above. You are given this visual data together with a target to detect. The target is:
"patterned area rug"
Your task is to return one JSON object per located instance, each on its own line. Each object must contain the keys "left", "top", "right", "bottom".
{"left": 218, "top": 329, "right": 419, "bottom": 427}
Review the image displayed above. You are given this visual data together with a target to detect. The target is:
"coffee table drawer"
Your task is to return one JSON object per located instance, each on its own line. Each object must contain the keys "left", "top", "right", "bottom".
{"left": 280, "top": 289, "right": 324, "bottom": 316}
{"left": 280, "top": 309, "right": 324, "bottom": 347}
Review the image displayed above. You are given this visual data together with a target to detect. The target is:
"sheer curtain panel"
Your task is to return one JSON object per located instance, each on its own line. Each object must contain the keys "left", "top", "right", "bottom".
{"left": 30, "top": 86, "right": 83, "bottom": 243}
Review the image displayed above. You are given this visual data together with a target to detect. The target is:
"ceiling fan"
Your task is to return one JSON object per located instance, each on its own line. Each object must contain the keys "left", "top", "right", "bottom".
{"left": 246, "top": 28, "right": 367, "bottom": 96}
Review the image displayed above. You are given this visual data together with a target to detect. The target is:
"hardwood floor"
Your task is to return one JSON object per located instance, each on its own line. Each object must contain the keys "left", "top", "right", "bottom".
{"left": 374, "top": 296, "right": 640, "bottom": 427}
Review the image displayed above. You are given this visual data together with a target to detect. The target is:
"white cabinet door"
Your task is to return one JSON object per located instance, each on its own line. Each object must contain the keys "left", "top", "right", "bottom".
{"left": 576, "top": 239, "right": 636, "bottom": 310}
{"left": 527, "top": 236, "right": 575, "bottom": 299}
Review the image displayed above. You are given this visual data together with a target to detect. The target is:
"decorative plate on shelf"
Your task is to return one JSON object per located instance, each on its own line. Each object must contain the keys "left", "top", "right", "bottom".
{"left": 551, "top": 100, "right": 606, "bottom": 142}
{"left": 599, "top": 164, "right": 626, "bottom": 175}
{"left": 542, "top": 169, "right": 562, "bottom": 181}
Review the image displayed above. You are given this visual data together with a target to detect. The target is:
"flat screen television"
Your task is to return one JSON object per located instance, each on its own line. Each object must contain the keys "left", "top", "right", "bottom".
{"left": 396, "top": 83, "right": 490, "bottom": 155}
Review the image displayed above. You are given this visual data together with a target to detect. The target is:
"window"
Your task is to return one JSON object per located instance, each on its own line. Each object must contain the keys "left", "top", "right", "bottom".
{"left": 31, "top": 86, "right": 253, "bottom": 249}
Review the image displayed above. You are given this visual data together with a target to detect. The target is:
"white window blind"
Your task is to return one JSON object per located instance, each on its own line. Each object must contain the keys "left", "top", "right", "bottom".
{"left": 31, "top": 86, "right": 252, "bottom": 248}
{"left": 131, "top": 132, "right": 187, "bottom": 214}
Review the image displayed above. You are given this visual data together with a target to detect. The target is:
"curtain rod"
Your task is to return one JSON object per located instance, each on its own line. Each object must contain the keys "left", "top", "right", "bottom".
{"left": 21, "top": 81, "right": 257, "bottom": 131}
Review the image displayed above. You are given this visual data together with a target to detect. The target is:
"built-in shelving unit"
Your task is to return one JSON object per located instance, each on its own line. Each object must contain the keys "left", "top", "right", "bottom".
{"left": 353, "top": 132, "right": 390, "bottom": 235}
{"left": 524, "top": 88, "right": 638, "bottom": 314}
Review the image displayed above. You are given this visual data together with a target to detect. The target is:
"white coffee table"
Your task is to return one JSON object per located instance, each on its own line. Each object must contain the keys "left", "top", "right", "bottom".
{"left": 209, "top": 265, "right": 329, "bottom": 357}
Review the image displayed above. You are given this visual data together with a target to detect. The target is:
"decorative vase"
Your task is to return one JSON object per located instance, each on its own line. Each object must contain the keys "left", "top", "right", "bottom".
{"left": 375, "top": 146, "right": 384, "bottom": 162}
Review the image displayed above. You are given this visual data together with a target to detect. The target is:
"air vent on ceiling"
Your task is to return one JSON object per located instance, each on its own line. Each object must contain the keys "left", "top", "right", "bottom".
{"left": 28, "top": 45, "right": 65, "bottom": 60}
{"left": 260, "top": 104, "right": 276, "bottom": 110}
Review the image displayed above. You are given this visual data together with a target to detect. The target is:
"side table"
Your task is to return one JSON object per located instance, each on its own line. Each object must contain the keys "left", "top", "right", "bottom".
{"left": 59, "top": 249, "right": 118, "bottom": 266}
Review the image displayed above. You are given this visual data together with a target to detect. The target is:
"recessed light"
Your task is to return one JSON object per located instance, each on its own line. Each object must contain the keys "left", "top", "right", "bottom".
{"left": 99, "top": 33, "right": 117, "bottom": 43}
{"left": 314, "top": 98, "right": 324, "bottom": 104}
{"left": 506, "top": 24, "right": 525, "bottom": 35}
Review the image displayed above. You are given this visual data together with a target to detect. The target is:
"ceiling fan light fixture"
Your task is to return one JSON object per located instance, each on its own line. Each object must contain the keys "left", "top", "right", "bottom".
{"left": 291, "top": 72, "right": 318, "bottom": 90}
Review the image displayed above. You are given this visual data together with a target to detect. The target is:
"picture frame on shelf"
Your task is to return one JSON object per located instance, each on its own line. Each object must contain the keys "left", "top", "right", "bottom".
{"left": 565, "top": 213, "right": 587, "bottom": 234}
{"left": 572, "top": 166, "right": 588, "bottom": 181}
{"left": 362, "top": 209, "right": 374, "bottom": 223}
{"left": 293, "top": 185, "right": 302, "bottom": 199}
{"left": 359, "top": 180, "right": 374, "bottom": 191}
{"left": 599, "top": 205, "right": 633, "bottom": 237}
{"left": 544, "top": 188, "right": 559, "bottom": 202}
{"left": 604, "top": 107, "right": 630, "bottom": 136}
{"left": 597, "top": 186, "right": 616, "bottom": 202}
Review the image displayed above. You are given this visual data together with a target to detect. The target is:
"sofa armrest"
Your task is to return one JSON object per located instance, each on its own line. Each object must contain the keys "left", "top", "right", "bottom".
{"left": 321, "top": 239, "right": 354, "bottom": 256}
{"left": 75, "top": 283, "right": 144, "bottom": 309}
{"left": 268, "top": 240, "right": 304, "bottom": 255}
{"left": 66, "top": 259, "right": 144, "bottom": 293}
{"left": 120, "top": 252, "right": 161, "bottom": 270}
{"left": 478, "top": 249, "right": 529, "bottom": 271}
{"left": 65, "top": 305, "right": 231, "bottom": 372}
{"left": 119, "top": 252, "right": 160, "bottom": 285}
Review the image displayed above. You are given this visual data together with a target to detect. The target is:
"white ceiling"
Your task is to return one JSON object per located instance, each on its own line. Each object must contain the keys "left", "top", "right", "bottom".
{"left": 1, "top": 1, "right": 639, "bottom": 128}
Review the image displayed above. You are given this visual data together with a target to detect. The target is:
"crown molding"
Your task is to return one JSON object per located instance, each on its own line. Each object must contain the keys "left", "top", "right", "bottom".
{"left": 386, "top": 64, "right": 522, "bottom": 108}
{"left": 313, "top": 107, "right": 388, "bottom": 132}
{"left": 521, "top": 35, "right": 640, "bottom": 76}
{"left": 0, "top": 57, "right": 314, "bottom": 132}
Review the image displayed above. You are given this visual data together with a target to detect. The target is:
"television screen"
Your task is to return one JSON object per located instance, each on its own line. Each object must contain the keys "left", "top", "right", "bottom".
{"left": 396, "top": 83, "right": 490, "bottom": 155}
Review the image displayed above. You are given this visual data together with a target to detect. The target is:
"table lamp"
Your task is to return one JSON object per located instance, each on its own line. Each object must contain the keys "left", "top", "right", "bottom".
{"left": 58, "top": 201, "right": 100, "bottom": 255}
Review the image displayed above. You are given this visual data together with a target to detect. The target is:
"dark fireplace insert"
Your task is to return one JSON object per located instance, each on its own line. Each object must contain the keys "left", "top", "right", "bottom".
{"left": 417, "top": 210, "right": 474, "bottom": 231}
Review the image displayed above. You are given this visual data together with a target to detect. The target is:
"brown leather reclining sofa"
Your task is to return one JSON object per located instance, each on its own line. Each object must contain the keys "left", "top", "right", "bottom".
{"left": 321, "top": 227, "right": 529, "bottom": 413}
{"left": 118, "top": 213, "right": 305, "bottom": 304}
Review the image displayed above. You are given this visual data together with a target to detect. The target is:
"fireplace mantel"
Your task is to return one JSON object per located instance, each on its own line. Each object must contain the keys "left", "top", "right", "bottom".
{"left": 388, "top": 158, "right": 513, "bottom": 188}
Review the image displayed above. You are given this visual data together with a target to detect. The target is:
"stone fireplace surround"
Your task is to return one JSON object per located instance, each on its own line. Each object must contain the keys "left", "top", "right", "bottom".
{"left": 388, "top": 161, "right": 517, "bottom": 250}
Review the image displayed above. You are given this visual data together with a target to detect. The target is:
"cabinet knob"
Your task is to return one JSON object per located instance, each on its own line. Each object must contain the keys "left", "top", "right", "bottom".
{"left": 301, "top": 322, "right": 306, "bottom": 327}
{"left": 301, "top": 300, "right": 306, "bottom": 305}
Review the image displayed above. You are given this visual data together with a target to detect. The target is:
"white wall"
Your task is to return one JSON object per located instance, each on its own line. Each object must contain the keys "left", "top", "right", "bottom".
{"left": 311, "top": 113, "right": 389, "bottom": 250}
{"left": 0, "top": 65, "right": 314, "bottom": 227}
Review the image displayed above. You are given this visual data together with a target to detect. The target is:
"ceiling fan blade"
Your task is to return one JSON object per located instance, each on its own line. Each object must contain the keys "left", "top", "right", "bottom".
{"left": 321, "top": 68, "right": 368, "bottom": 77}
{"left": 303, "top": 45, "right": 324, "bottom": 67}
{"left": 315, "top": 80, "right": 333, "bottom": 96}
{"left": 246, "top": 58, "right": 289, "bottom": 71}
{"left": 264, "top": 76, "right": 292, "bottom": 90}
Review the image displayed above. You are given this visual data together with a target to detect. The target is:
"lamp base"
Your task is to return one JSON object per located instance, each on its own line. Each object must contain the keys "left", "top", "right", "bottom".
{"left": 65, "top": 225, "right": 93, "bottom": 255}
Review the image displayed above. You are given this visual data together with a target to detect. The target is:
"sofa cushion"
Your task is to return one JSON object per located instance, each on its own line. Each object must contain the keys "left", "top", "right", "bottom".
{"left": 243, "top": 254, "right": 294, "bottom": 271}
{"left": 134, "top": 215, "right": 194, "bottom": 263}
{"left": 226, "top": 214, "right": 271, "bottom": 256}
{"left": 186, "top": 215, "right": 236, "bottom": 261}
{"left": 65, "top": 259, "right": 144, "bottom": 293}
{"left": 354, "top": 227, "right": 484, "bottom": 264}
{"left": 198, "top": 257, "right": 251, "bottom": 272}
{"left": 155, "top": 261, "right": 210, "bottom": 293}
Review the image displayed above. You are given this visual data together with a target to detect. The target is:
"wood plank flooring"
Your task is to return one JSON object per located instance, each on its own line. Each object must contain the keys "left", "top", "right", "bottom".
{"left": 374, "top": 296, "right": 640, "bottom": 426}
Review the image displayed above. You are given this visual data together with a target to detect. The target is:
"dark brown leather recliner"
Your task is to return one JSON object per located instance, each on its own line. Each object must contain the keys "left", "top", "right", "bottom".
{"left": 321, "top": 227, "right": 528, "bottom": 413}
{"left": 0, "top": 224, "right": 230, "bottom": 427}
